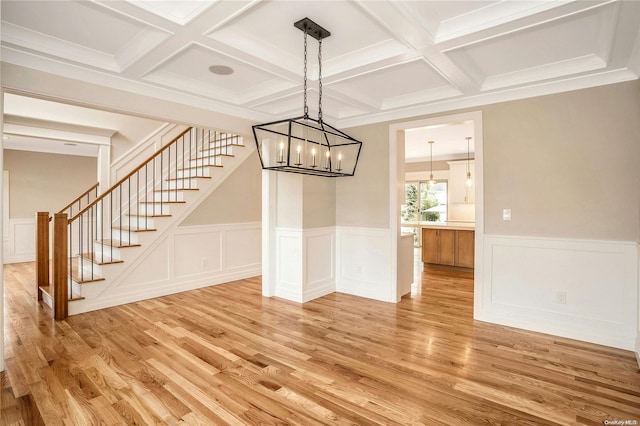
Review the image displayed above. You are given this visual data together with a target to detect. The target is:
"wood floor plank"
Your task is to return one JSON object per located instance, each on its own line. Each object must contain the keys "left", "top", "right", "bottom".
{"left": 3, "top": 261, "right": 639, "bottom": 424}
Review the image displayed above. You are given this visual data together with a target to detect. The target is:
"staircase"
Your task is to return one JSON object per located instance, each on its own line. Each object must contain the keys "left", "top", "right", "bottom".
{"left": 36, "top": 127, "right": 251, "bottom": 319}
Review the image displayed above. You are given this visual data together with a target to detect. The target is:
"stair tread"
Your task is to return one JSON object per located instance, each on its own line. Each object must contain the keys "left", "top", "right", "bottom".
{"left": 96, "top": 239, "right": 142, "bottom": 248}
{"left": 177, "top": 165, "right": 223, "bottom": 171}
{"left": 154, "top": 188, "right": 199, "bottom": 192}
{"left": 111, "top": 226, "right": 157, "bottom": 232}
{"left": 72, "top": 271, "right": 106, "bottom": 284}
{"left": 126, "top": 213, "right": 172, "bottom": 218}
{"left": 165, "top": 176, "right": 211, "bottom": 181}
{"left": 198, "top": 150, "right": 236, "bottom": 156}
{"left": 138, "top": 200, "right": 185, "bottom": 204}
{"left": 78, "top": 252, "right": 123, "bottom": 265}
{"left": 211, "top": 143, "right": 244, "bottom": 147}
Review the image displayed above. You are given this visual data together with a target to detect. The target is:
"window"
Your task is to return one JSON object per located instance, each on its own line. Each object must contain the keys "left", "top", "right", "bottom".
{"left": 402, "top": 180, "right": 447, "bottom": 224}
{"left": 401, "top": 180, "right": 447, "bottom": 245}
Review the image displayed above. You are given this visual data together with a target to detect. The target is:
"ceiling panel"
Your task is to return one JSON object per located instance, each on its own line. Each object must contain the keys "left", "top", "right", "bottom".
{"left": 328, "top": 59, "right": 454, "bottom": 109}
{"left": 444, "top": 3, "right": 618, "bottom": 90}
{"left": 1, "top": 0, "right": 170, "bottom": 72}
{"left": 144, "top": 43, "right": 294, "bottom": 99}
{"left": 208, "top": 0, "right": 408, "bottom": 76}
{"left": 1, "top": 0, "right": 638, "bottom": 129}
{"left": 2, "top": 1, "right": 140, "bottom": 54}
{"left": 129, "top": 0, "right": 216, "bottom": 25}
{"left": 251, "top": 89, "right": 369, "bottom": 122}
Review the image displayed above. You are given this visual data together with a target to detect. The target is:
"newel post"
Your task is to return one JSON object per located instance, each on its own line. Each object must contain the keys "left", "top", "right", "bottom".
{"left": 53, "top": 213, "right": 68, "bottom": 320}
{"left": 36, "top": 212, "right": 50, "bottom": 301}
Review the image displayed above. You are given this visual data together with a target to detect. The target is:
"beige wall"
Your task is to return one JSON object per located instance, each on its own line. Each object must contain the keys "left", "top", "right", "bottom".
{"left": 339, "top": 80, "right": 640, "bottom": 241}
{"left": 275, "top": 172, "right": 302, "bottom": 229}
{"left": 180, "top": 152, "right": 261, "bottom": 226}
{"left": 482, "top": 80, "right": 640, "bottom": 240}
{"left": 336, "top": 122, "right": 390, "bottom": 228}
{"left": 271, "top": 172, "right": 336, "bottom": 229}
{"left": 303, "top": 176, "right": 336, "bottom": 228}
{"left": 4, "top": 149, "right": 97, "bottom": 218}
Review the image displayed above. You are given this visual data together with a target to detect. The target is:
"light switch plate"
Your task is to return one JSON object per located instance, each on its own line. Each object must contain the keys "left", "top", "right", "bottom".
{"left": 503, "top": 209, "right": 511, "bottom": 221}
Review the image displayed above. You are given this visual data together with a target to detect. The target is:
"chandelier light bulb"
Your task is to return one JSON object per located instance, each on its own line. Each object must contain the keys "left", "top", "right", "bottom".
{"left": 295, "top": 144, "right": 302, "bottom": 165}
{"left": 278, "top": 141, "right": 285, "bottom": 163}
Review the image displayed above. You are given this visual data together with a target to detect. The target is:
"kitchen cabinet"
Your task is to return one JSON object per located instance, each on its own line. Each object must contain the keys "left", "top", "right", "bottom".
{"left": 422, "top": 228, "right": 474, "bottom": 269}
{"left": 454, "top": 230, "right": 475, "bottom": 268}
{"left": 421, "top": 228, "right": 455, "bottom": 266}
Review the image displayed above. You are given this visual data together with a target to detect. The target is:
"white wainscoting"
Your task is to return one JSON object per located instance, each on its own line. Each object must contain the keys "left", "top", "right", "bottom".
{"left": 3, "top": 218, "right": 36, "bottom": 264}
{"left": 274, "top": 227, "right": 335, "bottom": 303}
{"left": 636, "top": 241, "right": 640, "bottom": 366}
{"left": 481, "top": 235, "right": 638, "bottom": 351}
{"left": 70, "top": 222, "right": 261, "bottom": 314}
{"left": 336, "top": 227, "right": 393, "bottom": 302}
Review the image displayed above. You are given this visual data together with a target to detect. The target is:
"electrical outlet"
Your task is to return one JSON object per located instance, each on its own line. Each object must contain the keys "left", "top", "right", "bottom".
{"left": 556, "top": 291, "right": 567, "bottom": 304}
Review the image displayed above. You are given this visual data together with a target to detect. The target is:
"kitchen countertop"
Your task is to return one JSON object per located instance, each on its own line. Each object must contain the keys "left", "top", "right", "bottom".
{"left": 401, "top": 221, "right": 475, "bottom": 231}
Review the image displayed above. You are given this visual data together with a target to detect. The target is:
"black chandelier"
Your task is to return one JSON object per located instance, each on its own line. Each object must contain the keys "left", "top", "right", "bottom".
{"left": 252, "top": 18, "right": 363, "bottom": 177}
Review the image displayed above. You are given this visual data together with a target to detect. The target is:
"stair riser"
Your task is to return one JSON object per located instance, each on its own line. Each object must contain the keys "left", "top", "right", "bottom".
{"left": 123, "top": 217, "right": 156, "bottom": 228}
{"left": 167, "top": 180, "right": 199, "bottom": 190}
{"left": 138, "top": 204, "right": 171, "bottom": 215}
{"left": 176, "top": 169, "right": 212, "bottom": 179}
{"left": 76, "top": 261, "right": 104, "bottom": 279}
{"left": 71, "top": 280, "right": 82, "bottom": 297}
{"left": 41, "top": 289, "right": 53, "bottom": 309}
{"left": 189, "top": 158, "right": 222, "bottom": 168}
{"left": 94, "top": 244, "right": 124, "bottom": 260}
{"left": 110, "top": 230, "right": 139, "bottom": 244}
{"left": 155, "top": 192, "right": 184, "bottom": 202}
{"left": 202, "top": 146, "right": 234, "bottom": 156}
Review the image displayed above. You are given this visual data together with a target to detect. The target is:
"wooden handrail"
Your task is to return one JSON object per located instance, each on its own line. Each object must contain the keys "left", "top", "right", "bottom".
{"left": 68, "top": 126, "right": 193, "bottom": 223}
{"left": 57, "top": 182, "right": 99, "bottom": 214}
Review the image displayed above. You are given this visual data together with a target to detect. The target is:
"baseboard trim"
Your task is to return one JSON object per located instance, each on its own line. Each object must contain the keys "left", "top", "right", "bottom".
{"left": 3, "top": 254, "right": 35, "bottom": 264}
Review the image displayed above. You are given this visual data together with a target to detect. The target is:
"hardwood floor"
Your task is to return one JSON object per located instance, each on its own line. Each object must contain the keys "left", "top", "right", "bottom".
{"left": 2, "top": 261, "right": 639, "bottom": 425}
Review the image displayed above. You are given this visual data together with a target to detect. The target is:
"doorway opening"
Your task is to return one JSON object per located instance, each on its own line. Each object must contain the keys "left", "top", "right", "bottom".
{"left": 389, "top": 111, "right": 484, "bottom": 319}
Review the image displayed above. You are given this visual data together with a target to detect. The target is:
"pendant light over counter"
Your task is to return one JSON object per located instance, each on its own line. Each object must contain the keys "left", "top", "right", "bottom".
{"left": 428, "top": 140, "right": 435, "bottom": 188}
{"left": 465, "top": 136, "right": 472, "bottom": 187}
{"left": 252, "top": 18, "right": 363, "bottom": 177}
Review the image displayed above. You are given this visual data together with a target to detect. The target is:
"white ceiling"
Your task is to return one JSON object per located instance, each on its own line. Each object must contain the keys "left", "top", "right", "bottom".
{"left": 405, "top": 120, "right": 475, "bottom": 162}
{"left": 1, "top": 0, "right": 639, "bottom": 132}
{"left": 3, "top": 93, "right": 165, "bottom": 157}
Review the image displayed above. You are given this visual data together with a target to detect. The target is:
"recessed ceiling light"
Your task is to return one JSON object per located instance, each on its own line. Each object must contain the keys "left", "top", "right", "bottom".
{"left": 208, "top": 65, "right": 234, "bottom": 75}
{"left": 64, "top": 143, "right": 77, "bottom": 146}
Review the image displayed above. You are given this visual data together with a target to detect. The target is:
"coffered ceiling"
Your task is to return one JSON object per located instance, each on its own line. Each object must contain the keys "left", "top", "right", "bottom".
{"left": 2, "top": 0, "right": 639, "bottom": 129}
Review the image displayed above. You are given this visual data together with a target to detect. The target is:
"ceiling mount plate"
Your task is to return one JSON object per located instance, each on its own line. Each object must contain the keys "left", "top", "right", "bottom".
{"left": 294, "top": 17, "right": 330, "bottom": 41}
